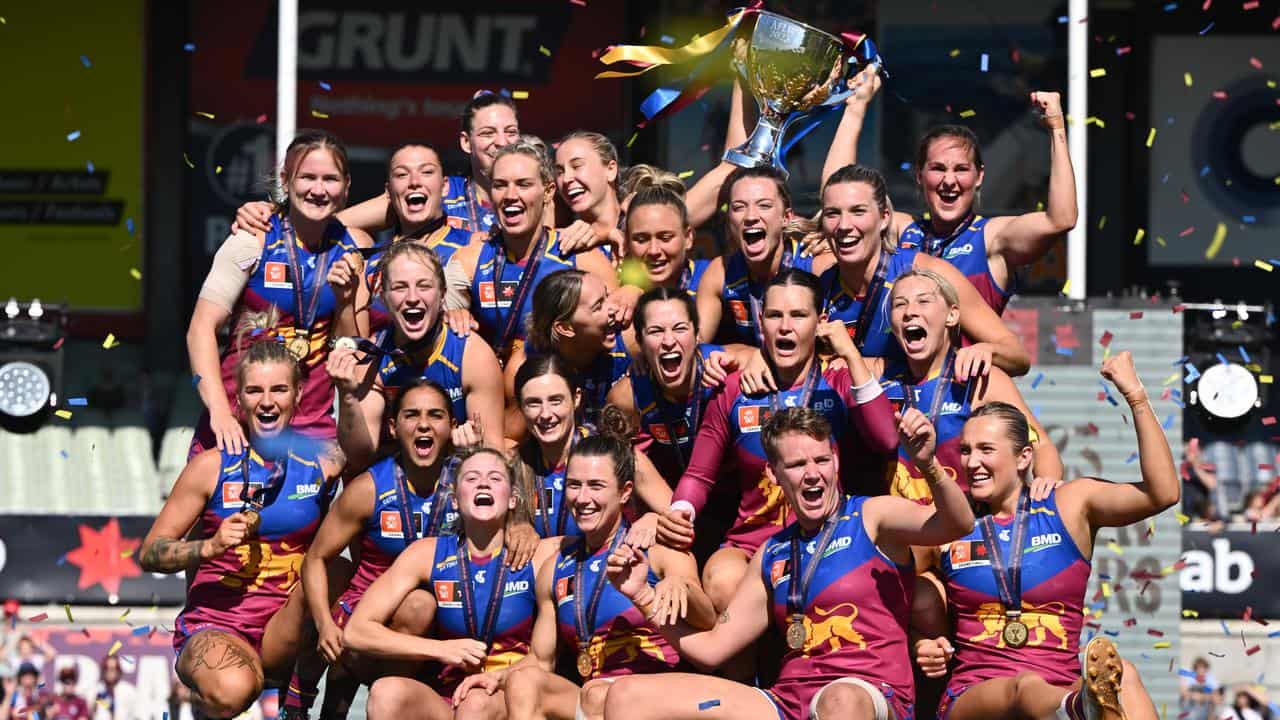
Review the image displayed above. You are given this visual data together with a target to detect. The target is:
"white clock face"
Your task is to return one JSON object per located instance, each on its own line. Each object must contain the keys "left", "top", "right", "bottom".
{"left": 1198, "top": 362, "right": 1258, "bottom": 419}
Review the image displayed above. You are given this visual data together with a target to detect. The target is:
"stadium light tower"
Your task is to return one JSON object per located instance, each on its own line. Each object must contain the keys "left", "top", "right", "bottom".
{"left": 0, "top": 298, "right": 66, "bottom": 433}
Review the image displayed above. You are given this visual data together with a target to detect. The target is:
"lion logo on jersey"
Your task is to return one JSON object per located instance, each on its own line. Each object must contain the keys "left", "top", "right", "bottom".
{"left": 802, "top": 602, "right": 867, "bottom": 654}
{"left": 218, "top": 540, "right": 304, "bottom": 593}
{"left": 969, "top": 601, "right": 1069, "bottom": 649}
{"left": 742, "top": 471, "right": 789, "bottom": 528}
{"left": 890, "top": 462, "right": 957, "bottom": 505}
{"left": 581, "top": 630, "right": 668, "bottom": 678}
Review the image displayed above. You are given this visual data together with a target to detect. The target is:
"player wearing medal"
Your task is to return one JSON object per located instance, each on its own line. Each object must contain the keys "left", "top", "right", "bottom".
{"left": 695, "top": 166, "right": 830, "bottom": 347}
{"left": 344, "top": 448, "right": 559, "bottom": 720}
{"left": 876, "top": 269, "right": 1061, "bottom": 504}
{"left": 141, "top": 321, "right": 346, "bottom": 719}
{"left": 823, "top": 78, "right": 1077, "bottom": 314}
{"left": 657, "top": 270, "right": 899, "bottom": 621}
{"left": 601, "top": 406, "right": 976, "bottom": 720}
{"left": 443, "top": 140, "right": 617, "bottom": 364}
{"left": 279, "top": 379, "right": 515, "bottom": 719}
{"left": 553, "top": 131, "right": 627, "bottom": 258}
{"left": 618, "top": 176, "right": 712, "bottom": 300}
{"left": 503, "top": 269, "right": 631, "bottom": 437}
{"left": 913, "top": 352, "right": 1172, "bottom": 720}
{"left": 326, "top": 241, "right": 506, "bottom": 470}
{"left": 188, "top": 130, "right": 372, "bottom": 458}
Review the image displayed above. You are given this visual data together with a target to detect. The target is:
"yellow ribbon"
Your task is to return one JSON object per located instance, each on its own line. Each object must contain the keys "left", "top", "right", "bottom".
{"left": 595, "top": 8, "right": 749, "bottom": 80}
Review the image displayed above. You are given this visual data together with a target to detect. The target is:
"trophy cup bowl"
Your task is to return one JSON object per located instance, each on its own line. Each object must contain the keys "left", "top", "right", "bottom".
{"left": 724, "top": 12, "right": 847, "bottom": 178}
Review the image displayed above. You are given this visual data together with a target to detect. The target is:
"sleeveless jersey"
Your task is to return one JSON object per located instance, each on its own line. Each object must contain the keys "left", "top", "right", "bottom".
{"left": 175, "top": 442, "right": 334, "bottom": 652}
{"left": 553, "top": 536, "right": 680, "bottom": 680}
{"left": 818, "top": 246, "right": 918, "bottom": 360}
{"left": 527, "top": 426, "right": 591, "bottom": 538}
{"left": 442, "top": 175, "right": 495, "bottom": 233}
{"left": 682, "top": 258, "right": 711, "bottom": 299}
{"left": 564, "top": 334, "right": 632, "bottom": 428}
{"left": 471, "top": 230, "right": 577, "bottom": 354}
{"left": 199, "top": 215, "right": 360, "bottom": 450}
{"left": 428, "top": 534, "right": 537, "bottom": 696}
{"left": 880, "top": 357, "right": 974, "bottom": 504}
{"left": 941, "top": 488, "right": 1090, "bottom": 701}
{"left": 364, "top": 225, "right": 471, "bottom": 332}
{"left": 342, "top": 456, "right": 458, "bottom": 607}
{"left": 376, "top": 326, "right": 470, "bottom": 421}
{"left": 630, "top": 344, "right": 723, "bottom": 484}
{"left": 901, "top": 216, "right": 1011, "bottom": 314}
{"left": 673, "top": 366, "right": 897, "bottom": 554}
{"left": 717, "top": 240, "right": 816, "bottom": 346}
{"left": 761, "top": 495, "right": 916, "bottom": 720}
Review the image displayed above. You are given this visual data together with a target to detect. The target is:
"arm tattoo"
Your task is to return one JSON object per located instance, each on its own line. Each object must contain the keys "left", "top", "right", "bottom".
{"left": 139, "top": 537, "right": 205, "bottom": 573}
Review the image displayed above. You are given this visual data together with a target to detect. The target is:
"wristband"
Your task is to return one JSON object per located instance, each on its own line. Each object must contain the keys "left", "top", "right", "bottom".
{"left": 852, "top": 377, "right": 884, "bottom": 404}
{"left": 668, "top": 500, "right": 697, "bottom": 523}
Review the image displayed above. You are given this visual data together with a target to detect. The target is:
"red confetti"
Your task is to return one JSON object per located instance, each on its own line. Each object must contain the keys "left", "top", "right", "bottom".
{"left": 1097, "top": 391, "right": 1108, "bottom": 402}
{"left": 1173, "top": 304, "right": 1186, "bottom": 313}
{"left": 1244, "top": 606, "right": 1253, "bottom": 622}
{"left": 1179, "top": 226, "right": 1196, "bottom": 237}
{"left": 1243, "top": 0, "right": 1259, "bottom": 9}
{"left": 255, "top": 114, "right": 268, "bottom": 124}
{"left": 1117, "top": 46, "right": 1131, "bottom": 55}
{"left": 1147, "top": 628, "right": 1164, "bottom": 637}
{"left": 1260, "top": 463, "right": 1276, "bottom": 470}
{"left": 26, "top": 613, "right": 47, "bottom": 623}
{"left": 1129, "top": 311, "right": 1144, "bottom": 319}
{"left": 1125, "top": 111, "right": 1136, "bottom": 120}
{"left": 1161, "top": 387, "right": 1173, "bottom": 401}
{"left": 1250, "top": 57, "right": 1263, "bottom": 69}
{"left": 1212, "top": 91, "right": 1228, "bottom": 100}
{"left": 1247, "top": 645, "right": 1262, "bottom": 655}
{"left": 1124, "top": 618, "right": 1138, "bottom": 627}
{"left": 1011, "top": 48, "right": 1022, "bottom": 63}
{"left": 1180, "top": 190, "right": 1190, "bottom": 203}
{"left": 1273, "top": 15, "right": 1280, "bottom": 30}
{"left": 1203, "top": 0, "right": 1213, "bottom": 7}
{"left": 1100, "top": 330, "right": 1114, "bottom": 346}
{"left": 569, "top": 0, "right": 587, "bottom": 5}
{"left": 53, "top": 337, "right": 65, "bottom": 350}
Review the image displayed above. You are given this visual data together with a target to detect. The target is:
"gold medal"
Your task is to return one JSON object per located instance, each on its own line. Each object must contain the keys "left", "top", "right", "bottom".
{"left": 333, "top": 336, "right": 357, "bottom": 351}
{"left": 576, "top": 649, "right": 593, "bottom": 678}
{"left": 287, "top": 335, "right": 311, "bottom": 361}
{"left": 786, "top": 616, "right": 807, "bottom": 651}
{"left": 1002, "top": 618, "right": 1029, "bottom": 649}
{"left": 242, "top": 509, "right": 261, "bottom": 536}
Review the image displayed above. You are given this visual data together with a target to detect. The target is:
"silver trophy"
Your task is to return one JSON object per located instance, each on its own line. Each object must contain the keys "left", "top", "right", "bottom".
{"left": 724, "top": 12, "right": 851, "bottom": 177}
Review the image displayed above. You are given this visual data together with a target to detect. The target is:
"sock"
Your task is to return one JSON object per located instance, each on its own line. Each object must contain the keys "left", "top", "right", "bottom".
{"left": 1054, "top": 689, "right": 1085, "bottom": 720}
{"left": 282, "top": 671, "right": 319, "bottom": 713}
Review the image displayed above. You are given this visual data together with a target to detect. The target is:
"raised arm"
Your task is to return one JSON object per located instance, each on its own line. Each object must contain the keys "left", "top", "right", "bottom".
{"left": 917, "top": 253, "right": 1030, "bottom": 378}
{"left": 820, "top": 66, "right": 881, "bottom": 187}
{"left": 326, "top": 346, "right": 385, "bottom": 470}
{"left": 328, "top": 229, "right": 375, "bottom": 340}
{"left": 685, "top": 79, "right": 753, "bottom": 228}
{"left": 817, "top": 320, "right": 898, "bottom": 453}
{"left": 140, "top": 450, "right": 234, "bottom": 573}
{"left": 694, "top": 258, "right": 726, "bottom": 344}
{"left": 301, "top": 473, "right": 374, "bottom": 661}
{"left": 1058, "top": 352, "right": 1179, "bottom": 534}
{"left": 461, "top": 335, "right": 508, "bottom": 449}
{"left": 985, "top": 92, "right": 1077, "bottom": 267}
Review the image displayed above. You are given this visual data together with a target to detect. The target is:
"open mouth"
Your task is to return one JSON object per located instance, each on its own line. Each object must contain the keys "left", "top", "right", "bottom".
{"left": 404, "top": 192, "right": 428, "bottom": 211}
{"left": 967, "top": 472, "right": 992, "bottom": 491}
{"left": 400, "top": 306, "right": 428, "bottom": 333}
{"left": 774, "top": 337, "right": 798, "bottom": 354}
{"left": 835, "top": 233, "right": 862, "bottom": 252}
{"left": 501, "top": 202, "right": 527, "bottom": 226}
{"left": 657, "top": 351, "right": 683, "bottom": 376}
{"left": 256, "top": 410, "right": 280, "bottom": 427}
{"left": 412, "top": 435, "right": 435, "bottom": 458}
{"left": 800, "top": 486, "right": 824, "bottom": 502}
{"left": 302, "top": 196, "right": 330, "bottom": 210}
{"left": 936, "top": 189, "right": 961, "bottom": 205}
{"left": 565, "top": 186, "right": 588, "bottom": 204}
{"left": 574, "top": 505, "right": 598, "bottom": 522}
{"left": 742, "top": 227, "right": 767, "bottom": 252}
{"left": 473, "top": 492, "right": 495, "bottom": 507}
{"left": 901, "top": 323, "right": 928, "bottom": 352}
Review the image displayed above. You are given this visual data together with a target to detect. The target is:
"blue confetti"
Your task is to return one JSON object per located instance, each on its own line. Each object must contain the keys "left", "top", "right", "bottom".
{"left": 1243, "top": 215, "right": 1256, "bottom": 224}
{"left": 1198, "top": 21, "right": 1214, "bottom": 35}
{"left": 660, "top": 35, "right": 675, "bottom": 45}
{"left": 1170, "top": 389, "right": 1183, "bottom": 399}
{"left": 56, "top": 554, "right": 67, "bottom": 566}
{"left": 319, "top": 81, "right": 331, "bottom": 91}
{"left": 1125, "top": 452, "right": 1138, "bottom": 464}
{"left": 1171, "top": 396, "right": 1185, "bottom": 409}
{"left": 1238, "top": 346, "right": 1251, "bottom": 363}
{"left": 1166, "top": 116, "right": 1177, "bottom": 126}
{"left": 126, "top": 217, "right": 135, "bottom": 234}
{"left": 1055, "top": 346, "right": 1074, "bottom": 357}
{"left": 1183, "top": 363, "right": 1200, "bottom": 382}
{"left": 130, "top": 625, "right": 151, "bottom": 636}
{"left": 182, "top": 43, "right": 195, "bottom": 52}
{"left": 697, "top": 700, "right": 721, "bottom": 711}
{"left": 191, "top": 374, "right": 201, "bottom": 387}
{"left": 1215, "top": 353, "right": 1229, "bottom": 366}
{"left": 1104, "top": 629, "right": 1119, "bottom": 636}
{"left": 1199, "top": 165, "right": 1211, "bottom": 177}
{"left": 498, "top": 88, "right": 512, "bottom": 97}
{"left": 1031, "top": 372, "right": 1044, "bottom": 389}
{"left": 1032, "top": 405, "right": 1042, "bottom": 418}
{"left": 1163, "top": 1, "right": 1177, "bottom": 10}
{"left": 66, "top": 130, "right": 81, "bottom": 142}
{"left": 899, "top": 161, "right": 911, "bottom": 171}
{"left": 1161, "top": 414, "right": 1175, "bottom": 429}
{"left": 80, "top": 55, "right": 92, "bottom": 68}
{"left": 1160, "top": 173, "right": 1170, "bottom": 184}
{"left": 1098, "top": 574, "right": 1111, "bottom": 580}
{"left": 1268, "top": 630, "right": 1280, "bottom": 638}
{"left": 1178, "top": 668, "right": 1197, "bottom": 678}
{"left": 59, "top": 450, "right": 68, "bottom": 459}
{"left": 980, "top": 53, "right": 989, "bottom": 72}
{"left": 1220, "top": 620, "right": 1231, "bottom": 636}
{"left": 1088, "top": 601, "right": 1106, "bottom": 611}
{"left": 1057, "top": 15, "right": 1069, "bottom": 23}
{"left": 86, "top": 161, "right": 95, "bottom": 173}
{"left": 1172, "top": 355, "right": 1189, "bottom": 366}
{"left": 68, "top": 397, "right": 88, "bottom": 406}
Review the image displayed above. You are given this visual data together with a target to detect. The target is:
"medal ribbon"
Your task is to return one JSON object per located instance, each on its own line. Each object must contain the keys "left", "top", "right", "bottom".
{"left": 574, "top": 523, "right": 628, "bottom": 652}
{"left": 424, "top": 457, "right": 460, "bottom": 537}
{"left": 279, "top": 216, "right": 334, "bottom": 338}
{"left": 847, "top": 248, "right": 891, "bottom": 348}
{"left": 769, "top": 358, "right": 821, "bottom": 414}
{"left": 978, "top": 491, "right": 1032, "bottom": 621}
{"left": 920, "top": 214, "right": 976, "bottom": 257}
{"left": 457, "top": 544, "right": 509, "bottom": 649}
{"left": 393, "top": 457, "right": 456, "bottom": 548}
{"left": 491, "top": 228, "right": 551, "bottom": 358}
{"left": 536, "top": 428, "right": 583, "bottom": 536}
{"left": 654, "top": 353, "right": 705, "bottom": 472}
{"left": 391, "top": 462, "right": 420, "bottom": 550}
{"left": 903, "top": 350, "right": 957, "bottom": 425}
{"left": 785, "top": 512, "right": 840, "bottom": 621}
{"left": 238, "top": 448, "right": 290, "bottom": 514}
{"left": 347, "top": 320, "right": 443, "bottom": 366}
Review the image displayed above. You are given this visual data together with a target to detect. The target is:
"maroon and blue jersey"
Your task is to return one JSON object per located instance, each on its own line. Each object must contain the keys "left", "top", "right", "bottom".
{"left": 818, "top": 246, "right": 918, "bottom": 361}
{"left": 630, "top": 344, "right": 722, "bottom": 484}
{"left": 901, "top": 216, "right": 1011, "bottom": 314}
{"left": 175, "top": 442, "right": 335, "bottom": 654}
{"left": 443, "top": 175, "right": 495, "bottom": 233}
{"left": 760, "top": 495, "right": 916, "bottom": 720}
{"left": 364, "top": 226, "right": 471, "bottom": 332}
{"left": 527, "top": 426, "right": 591, "bottom": 539}
{"left": 341, "top": 456, "right": 457, "bottom": 610}
{"left": 673, "top": 367, "right": 899, "bottom": 554}
{"left": 881, "top": 357, "right": 974, "bottom": 504}
{"left": 375, "top": 326, "right": 469, "bottom": 421}
{"left": 545, "top": 334, "right": 631, "bottom": 428}
{"left": 428, "top": 534, "right": 536, "bottom": 696}
{"left": 716, "top": 239, "right": 816, "bottom": 347}
{"left": 471, "top": 230, "right": 577, "bottom": 356}
{"left": 552, "top": 535, "right": 681, "bottom": 680}
{"left": 940, "top": 488, "right": 1090, "bottom": 708}
{"left": 682, "top": 258, "right": 711, "bottom": 299}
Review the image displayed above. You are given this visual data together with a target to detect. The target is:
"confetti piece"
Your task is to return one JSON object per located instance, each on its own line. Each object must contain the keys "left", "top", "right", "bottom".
{"left": 183, "top": 154, "right": 194, "bottom": 169}
{"left": 1145, "top": 128, "right": 1156, "bottom": 147}
{"left": 1179, "top": 226, "right": 1196, "bottom": 237}
{"left": 698, "top": 700, "right": 721, "bottom": 711}
{"left": 1061, "top": 279, "right": 1071, "bottom": 295}
{"left": 195, "top": 111, "right": 214, "bottom": 119}
{"left": 120, "top": 609, "right": 131, "bottom": 620}
{"left": 1251, "top": 57, "right": 1263, "bottom": 69}
{"left": 1090, "top": 68, "right": 1107, "bottom": 78}
{"left": 183, "top": 43, "right": 195, "bottom": 52}
{"left": 1133, "top": 228, "right": 1145, "bottom": 245}
{"left": 1262, "top": 416, "right": 1276, "bottom": 426}
{"left": 65, "top": 605, "right": 74, "bottom": 622}
{"left": 511, "top": 90, "right": 530, "bottom": 100}
{"left": 27, "top": 613, "right": 47, "bottom": 623}
{"left": 1205, "top": 223, "right": 1227, "bottom": 260}
{"left": 1243, "top": 0, "right": 1258, "bottom": 8}
{"left": 126, "top": 217, "right": 135, "bottom": 234}
{"left": 55, "top": 410, "right": 72, "bottom": 420}
{"left": 958, "top": 109, "right": 976, "bottom": 118}
{"left": 129, "top": 268, "right": 142, "bottom": 280}
{"left": 1261, "top": 375, "right": 1272, "bottom": 383}
{"left": 67, "top": 130, "right": 81, "bottom": 142}
{"left": 1184, "top": 72, "right": 1193, "bottom": 87}
{"left": 1129, "top": 311, "right": 1143, "bottom": 319}
{"left": 539, "top": 46, "right": 551, "bottom": 57}
{"left": 980, "top": 53, "right": 989, "bottom": 72}
{"left": 626, "top": 132, "right": 638, "bottom": 148}
{"left": 1246, "top": 644, "right": 1261, "bottom": 655}
{"left": 1031, "top": 372, "right": 1044, "bottom": 389}
{"left": 1098, "top": 215, "right": 1108, "bottom": 230}
{"left": 311, "top": 110, "right": 329, "bottom": 119}
{"left": 1152, "top": 641, "right": 1171, "bottom": 649}
{"left": 80, "top": 55, "right": 91, "bottom": 68}
{"left": 1255, "top": 260, "right": 1273, "bottom": 272}
{"left": 949, "top": 48, "right": 961, "bottom": 58}
{"left": 87, "top": 161, "right": 95, "bottom": 173}
{"left": 108, "top": 641, "right": 121, "bottom": 657}
{"left": 1100, "top": 331, "right": 1114, "bottom": 347}
{"left": 677, "top": 170, "right": 694, "bottom": 180}
{"left": 1116, "top": 46, "right": 1131, "bottom": 56}
{"left": 660, "top": 35, "right": 675, "bottom": 45}
{"left": 131, "top": 625, "right": 150, "bottom": 636}
{"left": 1108, "top": 541, "right": 1124, "bottom": 555}
{"left": 102, "top": 333, "right": 118, "bottom": 349}
{"left": 319, "top": 81, "right": 331, "bottom": 91}
{"left": 1199, "top": 21, "right": 1214, "bottom": 34}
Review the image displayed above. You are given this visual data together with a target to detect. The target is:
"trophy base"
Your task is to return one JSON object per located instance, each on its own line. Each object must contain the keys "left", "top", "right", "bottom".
{"left": 723, "top": 147, "right": 788, "bottom": 179}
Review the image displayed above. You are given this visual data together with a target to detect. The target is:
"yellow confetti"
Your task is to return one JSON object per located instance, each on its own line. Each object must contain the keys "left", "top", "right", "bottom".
{"left": 129, "top": 268, "right": 141, "bottom": 280}
{"left": 1089, "top": 68, "right": 1107, "bottom": 78}
{"left": 1145, "top": 128, "right": 1156, "bottom": 147}
{"left": 511, "top": 90, "right": 530, "bottom": 100}
{"left": 1163, "top": 372, "right": 1180, "bottom": 386}
{"left": 1183, "top": 72, "right": 1193, "bottom": 87}
{"left": 1204, "top": 222, "right": 1227, "bottom": 260}
{"left": 195, "top": 111, "right": 215, "bottom": 119}
{"left": 1106, "top": 541, "right": 1123, "bottom": 556}
{"left": 1036, "top": 201, "right": 1044, "bottom": 211}
{"left": 1098, "top": 215, "right": 1107, "bottom": 230}
{"left": 1269, "top": 80, "right": 1278, "bottom": 89}
{"left": 0, "top": 17, "right": 6, "bottom": 23}
{"left": 1133, "top": 228, "right": 1145, "bottom": 245}
{"left": 677, "top": 170, "right": 694, "bottom": 179}
{"left": 1255, "top": 259, "right": 1273, "bottom": 272}
{"left": 958, "top": 109, "right": 976, "bottom": 118}
{"left": 215, "top": 165, "right": 223, "bottom": 175}
{"left": 949, "top": 49, "right": 961, "bottom": 58}
{"left": 1156, "top": 235, "right": 1166, "bottom": 246}
{"left": 183, "top": 153, "right": 195, "bottom": 169}
{"left": 108, "top": 640, "right": 122, "bottom": 656}
{"left": 120, "top": 608, "right": 131, "bottom": 620}
{"left": 1176, "top": 512, "right": 1190, "bottom": 525}
{"left": 626, "top": 132, "right": 638, "bottom": 148}
{"left": 120, "top": 548, "right": 134, "bottom": 558}
{"left": 1085, "top": 116, "right": 1106, "bottom": 128}
{"left": 1061, "top": 279, "right": 1071, "bottom": 295}
{"left": 1260, "top": 374, "right": 1273, "bottom": 384}
{"left": 65, "top": 604, "right": 73, "bottom": 622}
{"left": 1152, "top": 641, "right": 1171, "bottom": 649}
{"left": 1101, "top": 582, "right": 1112, "bottom": 598}
{"left": 538, "top": 45, "right": 551, "bottom": 57}
{"left": 1182, "top": 609, "right": 1200, "bottom": 618}
{"left": 55, "top": 410, "right": 72, "bottom": 420}
{"left": 311, "top": 110, "right": 329, "bottom": 119}
{"left": 102, "top": 332, "right": 118, "bottom": 349}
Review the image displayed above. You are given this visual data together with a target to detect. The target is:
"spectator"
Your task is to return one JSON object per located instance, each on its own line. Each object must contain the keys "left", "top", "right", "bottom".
{"left": 1, "top": 662, "right": 50, "bottom": 720}
{"left": 1204, "top": 439, "right": 1278, "bottom": 520}
{"left": 1221, "top": 685, "right": 1273, "bottom": 720}
{"left": 47, "top": 665, "right": 91, "bottom": 720}
{"left": 1183, "top": 438, "right": 1221, "bottom": 523}
{"left": 6, "top": 634, "right": 54, "bottom": 672}
{"left": 1244, "top": 479, "right": 1280, "bottom": 522}
{"left": 93, "top": 656, "right": 136, "bottom": 720}
{"left": 1181, "top": 656, "right": 1223, "bottom": 720}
